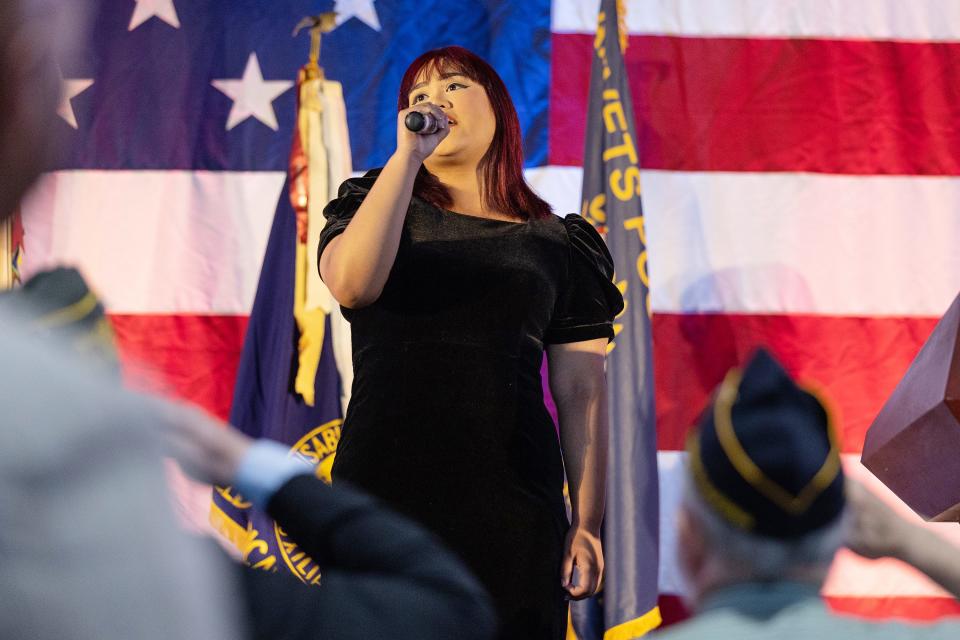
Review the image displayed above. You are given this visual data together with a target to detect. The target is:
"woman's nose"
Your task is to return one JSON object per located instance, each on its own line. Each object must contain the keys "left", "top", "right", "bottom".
{"left": 429, "top": 90, "right": 451, "bottom": 108}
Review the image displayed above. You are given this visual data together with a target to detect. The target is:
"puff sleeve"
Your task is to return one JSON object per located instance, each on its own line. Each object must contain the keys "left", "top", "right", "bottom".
{"left": 316, "top": 169, "right": 380, "bottom": 274}
{"left": 544, "top": 214, "right": 625, "bottom": 345}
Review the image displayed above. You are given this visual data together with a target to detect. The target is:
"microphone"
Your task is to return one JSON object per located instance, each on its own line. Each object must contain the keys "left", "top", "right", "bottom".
{"left": 404, "top": 111, "right": 444, "bottom": 135}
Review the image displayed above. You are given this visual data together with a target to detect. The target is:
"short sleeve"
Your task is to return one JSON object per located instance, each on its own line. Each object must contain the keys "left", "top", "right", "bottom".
{"left": 316, "top": 169, "right": 381, "bottom": 275}
{"left": 544, "top": 214, "right": 625, "bottom": 345}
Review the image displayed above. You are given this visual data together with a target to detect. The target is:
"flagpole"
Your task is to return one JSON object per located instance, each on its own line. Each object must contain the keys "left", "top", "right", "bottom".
{"left": 293, "top": 13, "right": 337, "bottom": 80}
{"left": 289, "top": 13, "right": 338, "bottom": 406}
{"left": 0, "top": 216, "right": 12, "bottom": 290}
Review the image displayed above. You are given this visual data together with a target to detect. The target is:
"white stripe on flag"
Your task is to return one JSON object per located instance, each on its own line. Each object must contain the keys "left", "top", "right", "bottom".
{"left": 552, "top": 0, "right": 960, "bottom": 41}
{"left": 530, "top": 166, "right": 960, "bottom": 318}
{"left": 644, "top": 170, "right": 960, "bottom": 317}
{"left": 21, "top": 170, "right": 284, "bottom": 314}
{"left": 23, "top": 167, "right": 960, "bottom": 318}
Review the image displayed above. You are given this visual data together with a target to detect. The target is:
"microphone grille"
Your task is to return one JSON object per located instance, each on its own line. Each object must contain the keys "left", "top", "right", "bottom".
{"left": 404, "top": 111, "right": 427, "bottom": 132}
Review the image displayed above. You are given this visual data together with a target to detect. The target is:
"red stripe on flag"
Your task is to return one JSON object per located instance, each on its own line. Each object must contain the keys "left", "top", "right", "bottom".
{"left": 109, "top": 314, "right": 248, "bottom": 420}
{"left": 652, "top": 313, "right": 937, "bottom": 452}
{"left": 658, "top": 594, "right": 960, "bottom": 628}
{"left": 109, "top": 312, "right": 938, "bottom": 453}
{"left": 550, "top": 34, "right": 960, "bottom": 175}
{"left": 826, "top": 597, "right": 960, "bottom": 622}
{"left": 657, "top": 594, "right": 692, "bottom": 628}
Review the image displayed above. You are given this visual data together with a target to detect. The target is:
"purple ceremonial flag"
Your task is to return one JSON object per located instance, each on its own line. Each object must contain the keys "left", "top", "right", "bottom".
{"left": 210, "top": 178, "right": 343, "bottom": 580}
{"left": 571, "top": 1, "right": 660, "bottom": 637}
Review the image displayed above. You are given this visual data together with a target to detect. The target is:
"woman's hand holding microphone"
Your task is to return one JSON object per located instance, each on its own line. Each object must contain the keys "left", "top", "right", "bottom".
{"left": 396, "top": 102, "right": 449, "bottom": 164}
{"left": 321, "top": 102, "right": 450, "bottom": 309}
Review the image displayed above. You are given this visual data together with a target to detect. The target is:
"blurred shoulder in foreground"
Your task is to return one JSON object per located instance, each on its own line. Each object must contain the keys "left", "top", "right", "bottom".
{"left": 0, "top": 289, "right": 242, "bottom": 639}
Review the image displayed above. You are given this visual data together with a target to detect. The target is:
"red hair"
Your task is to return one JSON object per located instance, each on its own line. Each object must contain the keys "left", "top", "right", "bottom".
{"left": 397, "top": 46, "right": 552, "bottom": 220}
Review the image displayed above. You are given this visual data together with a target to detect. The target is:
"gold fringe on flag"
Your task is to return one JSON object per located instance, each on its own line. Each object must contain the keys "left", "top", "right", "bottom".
{"left": 290, "top": 13, "right": 352, "bottom": 406}
{"left": 616, "top": 0, "right": 628, "bottom": 53}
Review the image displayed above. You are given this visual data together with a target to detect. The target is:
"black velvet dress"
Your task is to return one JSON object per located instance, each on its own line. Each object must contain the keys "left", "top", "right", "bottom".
{"left": 318, "top": 170, "right": 624, "bottom": 640}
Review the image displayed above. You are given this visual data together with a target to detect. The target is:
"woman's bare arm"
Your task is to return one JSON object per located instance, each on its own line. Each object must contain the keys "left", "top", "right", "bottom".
{"left": 548, "top": 338, "right": 609, "bottom": 600}
{"left": 319, "top": 104, "right": 448, "bottom": 308}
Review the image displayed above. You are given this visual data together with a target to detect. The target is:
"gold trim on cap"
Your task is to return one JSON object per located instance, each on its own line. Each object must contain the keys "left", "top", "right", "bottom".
{"left": 35, "top": 292, "right": 99, "bottom": 329}
{"left": 713, "top": 368, "right": 841, "bottom": 516}
{"left": 687, "top": 431, "right": 755, "bottom": 531}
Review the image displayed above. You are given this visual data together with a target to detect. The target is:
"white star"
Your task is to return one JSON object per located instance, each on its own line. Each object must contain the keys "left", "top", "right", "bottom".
{"left": 57, "top": 68, "right": 93, "bottom": 129}
{"left": 334, "top": 0, "right": 382, "bottom": 32}
{"left": 128, "top": 0, "right": 181, "bottom": 31}
{"left": 211, "top": 53, "right": 293, "bottom": 131}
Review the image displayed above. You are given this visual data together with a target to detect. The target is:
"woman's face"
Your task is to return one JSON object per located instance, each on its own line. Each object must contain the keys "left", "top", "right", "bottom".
{"left": 407, "top": 66, "right": 496, "bottom": 167}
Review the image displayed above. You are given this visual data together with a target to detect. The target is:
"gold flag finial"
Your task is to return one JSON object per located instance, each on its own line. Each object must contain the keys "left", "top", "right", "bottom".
{"left": 616, "top": 0, "right": 628, "bottom": 53}
{"left": 293, "top": 12, "right": 338, "bottom": 80}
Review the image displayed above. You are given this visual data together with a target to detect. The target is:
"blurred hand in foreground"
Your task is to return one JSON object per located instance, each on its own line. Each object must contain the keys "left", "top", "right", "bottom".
{"left": 152, "top": 399, "right": 252, "bottom": 486}
{"left": 846, "top": 477, "right": 960, "bottom": 599}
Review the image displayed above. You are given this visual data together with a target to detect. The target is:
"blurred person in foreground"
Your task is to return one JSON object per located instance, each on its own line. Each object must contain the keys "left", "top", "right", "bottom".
{"left": 0, "top": 6, "right": 496, "bottom": 638}
{"left": 0, "top": 1, "right": 241, "bottom": 638}
{"left": 0, "top": 264, "right": 497, "bottom": 640}
{"left": 660, "top": 349, "right": 960, "bottom": 639}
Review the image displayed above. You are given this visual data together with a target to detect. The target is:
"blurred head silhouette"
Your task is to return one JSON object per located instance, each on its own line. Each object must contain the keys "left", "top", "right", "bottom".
{"left": 0, "top": 0, "right": 89, "bottom": 220}
{"left": 679, "top": 349, "right": 846, "bottom": 608}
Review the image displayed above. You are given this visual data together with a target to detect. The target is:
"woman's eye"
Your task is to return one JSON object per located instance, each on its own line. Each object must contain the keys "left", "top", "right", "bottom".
{"left": 411, "top": 94, "right": 427, "bottom": 104}
{"left": 447, "top": 82, "right": 466, "bottom": 92}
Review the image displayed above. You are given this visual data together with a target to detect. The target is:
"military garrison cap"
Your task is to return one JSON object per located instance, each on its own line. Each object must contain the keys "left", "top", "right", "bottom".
{"left": 687, "top": 348, "right": 845, "bottom": 538}
{"left": 0, "top": 267, "right": 119, "bottom": 375}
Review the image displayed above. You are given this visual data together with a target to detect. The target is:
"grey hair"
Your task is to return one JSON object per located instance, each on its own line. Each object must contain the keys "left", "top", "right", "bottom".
{"left": 682, "top": 476, "right": 848, "bottom": 580}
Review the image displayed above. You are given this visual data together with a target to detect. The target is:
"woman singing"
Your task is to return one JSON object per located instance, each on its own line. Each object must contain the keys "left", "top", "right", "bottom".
{"left": 318, "top": 46, "right": 623, "bottom": 639}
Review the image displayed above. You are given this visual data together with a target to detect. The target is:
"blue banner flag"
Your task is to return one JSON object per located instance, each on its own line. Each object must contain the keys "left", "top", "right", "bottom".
{"left": 210, "top": 177, "right": 344, "bottom": 579}
{"left": 572, "top": 0, "right": 661, "bottom": 637}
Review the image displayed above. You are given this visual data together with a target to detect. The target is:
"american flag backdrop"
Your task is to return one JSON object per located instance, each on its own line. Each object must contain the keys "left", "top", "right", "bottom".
{"left": 20, "top": 0, "right": 960, "bottom": 625}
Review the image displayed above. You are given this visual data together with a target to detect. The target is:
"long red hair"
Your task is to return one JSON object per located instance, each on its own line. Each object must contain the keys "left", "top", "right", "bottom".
{"left": 397, "top": 46, "right": 552, "bottom": 220}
